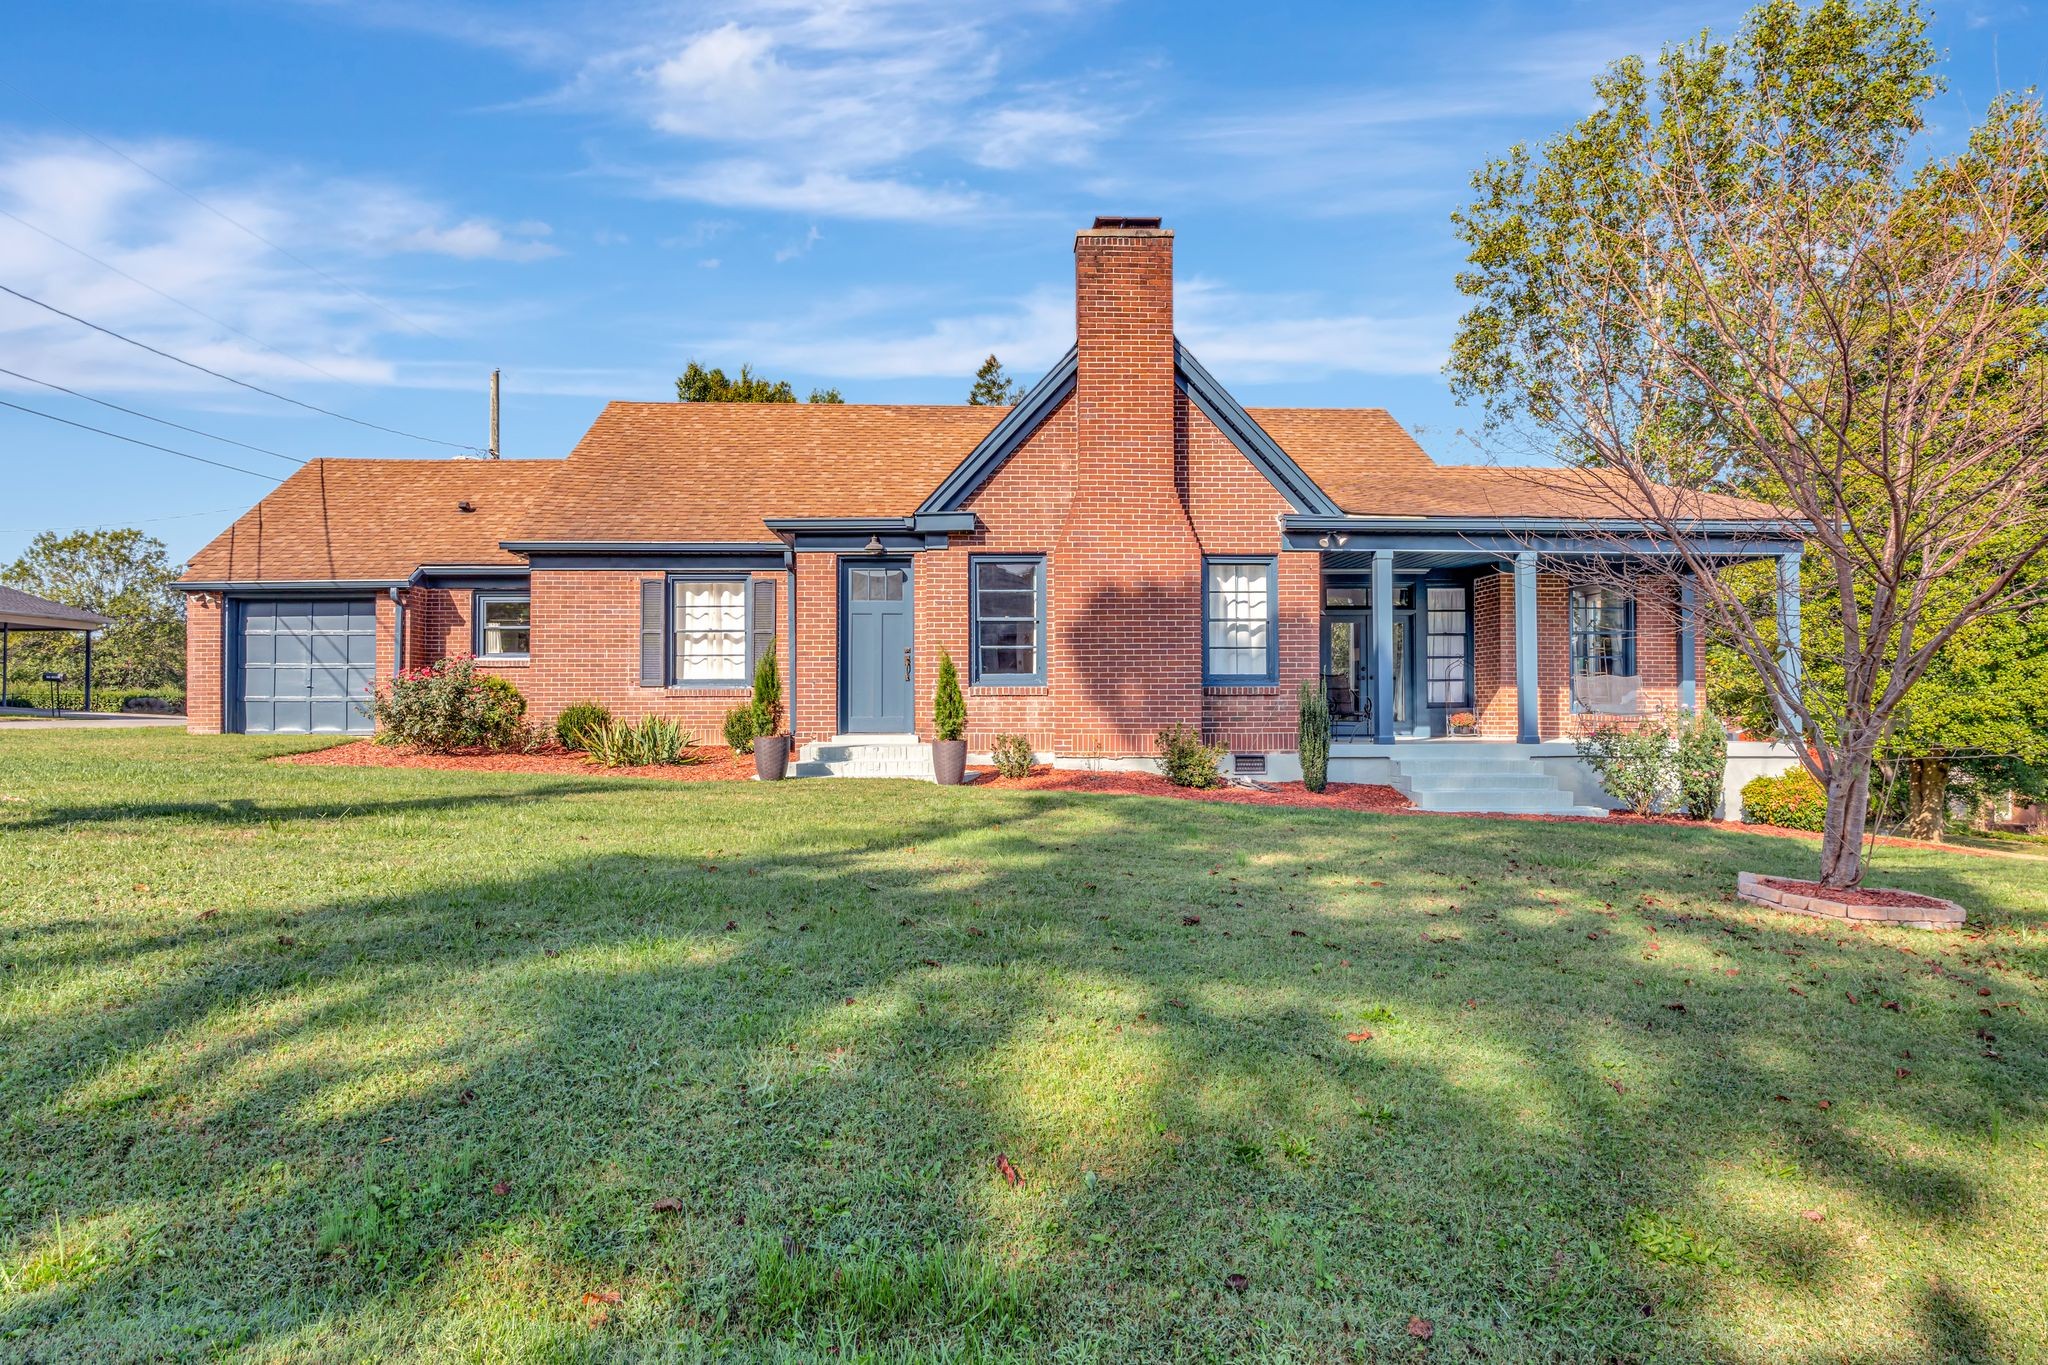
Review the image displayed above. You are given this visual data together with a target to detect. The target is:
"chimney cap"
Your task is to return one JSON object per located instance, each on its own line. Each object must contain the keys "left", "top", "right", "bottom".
{"left": 1090, "top": 215, "right": 1163, "bottom": 230}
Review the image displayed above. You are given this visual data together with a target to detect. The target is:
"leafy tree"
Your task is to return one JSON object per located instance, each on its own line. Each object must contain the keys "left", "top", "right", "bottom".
{"left": 1710, "top": 553, "right": 2048, "bottom": 840}
{"left": 1447, "top": 0, "right": 2048, "bottom": 886}
{"left": 675, "top": 362, "right": 843, "bottom": 404}
{"left": 2, "top": 528, "right": 184, "bottom": 689}
{"left": 967, "top": 355, "right": 1019, "bottom": 406}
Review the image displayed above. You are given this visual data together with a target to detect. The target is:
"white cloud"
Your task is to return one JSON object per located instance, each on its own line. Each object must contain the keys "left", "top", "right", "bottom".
{"left": 689, "top": 285, "right": 1073, "bottom": 380}
{"left": 0, "top": 134, "right": 553, "bottom": 400}
{"left": 545, "top": 1, "right": 1119, "bottom": 219}
{"left": 1176, "top": 279, "right": 1450, "bottom": 380}
{"left": 682, "top": 277, "right": 1449, "bottom": 385}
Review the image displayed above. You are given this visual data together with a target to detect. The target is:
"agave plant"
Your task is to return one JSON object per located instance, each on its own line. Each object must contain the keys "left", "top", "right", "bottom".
{"left": 583, "top": 716, "right": 702, "bottom": 768}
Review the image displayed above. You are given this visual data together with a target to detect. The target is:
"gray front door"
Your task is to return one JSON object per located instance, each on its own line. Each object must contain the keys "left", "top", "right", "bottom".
{"left": 238, "top": 598, "right": 377, "bottom": 734}
{"left": 841, "top": 562, "right": 913, "bottom": 733}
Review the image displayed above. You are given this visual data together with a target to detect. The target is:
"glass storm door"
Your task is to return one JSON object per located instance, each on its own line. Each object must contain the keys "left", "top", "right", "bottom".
{"left": 842, "top": 562, "right": 914, "bottom": 733}
{"left": 1322, "top": 613, "right": 1369, "bottom": 730}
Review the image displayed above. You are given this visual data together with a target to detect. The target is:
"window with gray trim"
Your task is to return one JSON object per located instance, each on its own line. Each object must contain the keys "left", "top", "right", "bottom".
{"left": 1570, "top": 586, "right": 1638, "bottom": 714}
{"left": 1425, "top": 585, "right": 1469, "bottom": 706}
{"left": 1204, "top": 558, "right": 1276, "bottom": 682}
{"left": 672, "top": 578, "right": 748, "bottom": 682}
{"left": 972, "top": 557, "right": 1044, "bottom": 683}
{"left": 474, "top": 592, "right": 530, "bottom": 658}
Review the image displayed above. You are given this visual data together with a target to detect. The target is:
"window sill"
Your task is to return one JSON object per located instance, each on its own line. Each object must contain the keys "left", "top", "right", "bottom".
{"left": 970, "top": 684, "right": 1048, "bottom": 696}
{"left": 1204, "top": 684, "right": 1279, "bottom": 696}
{"left": 476, "top": 656, "right": 530, "bottom": 666}
{"left": 661, "top": 685, "right": 752, "bottom": 695}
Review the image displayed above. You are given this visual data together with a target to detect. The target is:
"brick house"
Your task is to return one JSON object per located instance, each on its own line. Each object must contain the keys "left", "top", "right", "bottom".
{"left": 177, "top": 217, "right": 1802, "bottom": 811}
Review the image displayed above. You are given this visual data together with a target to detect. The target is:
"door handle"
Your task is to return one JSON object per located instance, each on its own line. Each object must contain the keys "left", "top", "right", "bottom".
{"left": 904, "top": 648, "right": 912, "bottom": 681}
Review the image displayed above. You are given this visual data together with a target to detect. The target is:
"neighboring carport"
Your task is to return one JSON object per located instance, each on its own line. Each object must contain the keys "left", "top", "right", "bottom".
{"left": 0, "top": 584, "right": 113, "bottom": 711}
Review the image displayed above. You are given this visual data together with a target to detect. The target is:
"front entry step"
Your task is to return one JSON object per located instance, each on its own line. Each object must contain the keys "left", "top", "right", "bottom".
{"left": 794, "top": 735, "right": 938, "bottom": 781}
{"left": 1390, "top": 751, "right": 1606, "bottom": 817}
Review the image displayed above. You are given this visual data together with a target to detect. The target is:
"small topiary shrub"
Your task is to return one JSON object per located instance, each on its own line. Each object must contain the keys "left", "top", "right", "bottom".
{"left": 933, "top": 651, "right": 965, "bottom": 742}
{"left": 554, "top": 701, "right": 612, "bottom": 751}
{"left": 1675, "top": 710, "right": 1729, "bottom": 820}
{"left": 1157, "top": 723, "right": 1227, "bottom": 789}
{"left": 724, "top": 703, "right": 761, "bottom": 755}
{"left": 584, "top": 715, "right": 700, "bottom": 768}
{"left": 1298, "top": 679, "right": 1331, "bottom": 793}
{"left": 1575, "top": 720, "right": 1676, "bottom": 816}
{"left": 991, "top": 733, "right": 1033, "bottom": 778}
{"left": 1742, "top": 767, "right": 1827, "bottom": 831}
{"left": 750, "top": 642, "right": 783, "bottom": 738}
{"left": 365, "top": 657, "right": 528, "bottom": 752}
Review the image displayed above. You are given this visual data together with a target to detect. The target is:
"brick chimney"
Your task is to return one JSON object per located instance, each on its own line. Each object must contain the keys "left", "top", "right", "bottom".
{"left": 1052, "top": 216, "right": 1204, "bottom": 755}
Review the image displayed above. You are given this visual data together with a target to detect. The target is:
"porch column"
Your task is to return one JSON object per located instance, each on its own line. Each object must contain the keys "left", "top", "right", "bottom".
{"left": 1514, "top": 552, "right": 1539, "bottom": 743}
{"left": 82, "top": 629, "right": 93, "bottom": 713}
{"left": 1371, "top": 548, "right": 1395, "bottom": 744}
{"left": 1676, "top": 574, "right": 1697, "bottom": 712}
{"left": 1776, "top": 551, "right": 1803, "bottom": 733}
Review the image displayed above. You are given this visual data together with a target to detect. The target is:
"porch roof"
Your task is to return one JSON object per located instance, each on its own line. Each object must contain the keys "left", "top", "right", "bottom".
{"left": 1286, "top": 514, "right": 1806, "bottom": 564}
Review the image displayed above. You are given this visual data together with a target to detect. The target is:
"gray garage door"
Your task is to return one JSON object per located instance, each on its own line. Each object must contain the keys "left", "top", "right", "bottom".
{"left": 238, "top": 599, "right": 377, "bottom": 734}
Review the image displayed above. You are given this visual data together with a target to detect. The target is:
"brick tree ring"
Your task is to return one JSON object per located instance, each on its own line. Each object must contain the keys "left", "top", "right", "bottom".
{"left": 1736, "top": 871, "right": 1965, "bottom": 931}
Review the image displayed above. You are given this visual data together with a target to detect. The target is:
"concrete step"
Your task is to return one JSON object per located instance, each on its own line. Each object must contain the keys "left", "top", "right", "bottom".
{"left": 1400, "top": 771, "right": 1563, "bottom": 793}
{"left": 804, "top": 744, "right": 931, "bottom": 764}
{"left": 792, "top": 736, "right": 939, "bottom": 781}
{"left": 1410, "top": 793, "right": 1604, "bottom": 816}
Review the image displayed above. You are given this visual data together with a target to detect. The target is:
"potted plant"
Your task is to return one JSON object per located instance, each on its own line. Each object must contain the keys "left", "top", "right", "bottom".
{"left": 931, "top": 650, "right": 967, "bottom": 785}
{"left": 1448, "top": 710, "right": 1478, "bottom": 736}
{"left": 750, "top": 642, "right": 790, "bottom": 781}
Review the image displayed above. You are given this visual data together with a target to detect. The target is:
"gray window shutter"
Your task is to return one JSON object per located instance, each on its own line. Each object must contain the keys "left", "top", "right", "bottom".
{"left": 748, "top": 579, "right": 777, "bottom": 677}
{"left": 639, "top": 579, "right": 665, "bottom": 686}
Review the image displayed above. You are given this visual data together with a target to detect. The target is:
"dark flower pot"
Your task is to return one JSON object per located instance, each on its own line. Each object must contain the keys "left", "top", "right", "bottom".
{"left": 754, "top": 734, "right": 790, "bottom": 782}
{"left": 932, "top": 738, "right": 968, "bottom": 786}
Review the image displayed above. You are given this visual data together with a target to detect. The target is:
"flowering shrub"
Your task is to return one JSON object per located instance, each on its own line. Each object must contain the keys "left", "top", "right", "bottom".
{"left": 1742, "top": 768, "right": 1828, "bottom": 831}
{"left": 365, "top": 656, "right": 528, "bottom": 752}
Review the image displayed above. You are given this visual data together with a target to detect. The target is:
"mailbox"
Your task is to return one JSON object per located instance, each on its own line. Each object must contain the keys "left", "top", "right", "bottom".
{"left": 41, "top": 671, "right": 66, "bottom": 684}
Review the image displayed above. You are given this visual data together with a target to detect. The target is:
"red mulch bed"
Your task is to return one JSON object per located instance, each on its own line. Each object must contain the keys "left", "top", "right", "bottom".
{"left": 271, "top": 745, "right": 2000, "bottom": 856}
{"left": 968, "top": 767, "right": 1415, "bottom": 812}
{"left": 1755, "top": 875, "right": 1950, "bottom": 910}
{"left": 280, "top": 740, "right": 756, "bottom": 782}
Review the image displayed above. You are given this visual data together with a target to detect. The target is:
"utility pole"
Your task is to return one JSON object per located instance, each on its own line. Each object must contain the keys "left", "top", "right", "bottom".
{"left": 488, "top": 369, "right": 501, "bottom": 459}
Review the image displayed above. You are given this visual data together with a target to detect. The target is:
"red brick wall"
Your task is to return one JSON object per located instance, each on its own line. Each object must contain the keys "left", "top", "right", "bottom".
{"left": 184, "top": 594, "right": 223, "bottom": 734}
{"left": 794, "top": 553, "right": 839, "bottom": 744}
{"left": 1048, "top": 224, "right": 1204, "bottom": 756}
{"left": 1472, "top": 570, "right": 1696, "bottom": 739}
{"left": 1181, "top": 395, "right": 1317, "bottom": 753}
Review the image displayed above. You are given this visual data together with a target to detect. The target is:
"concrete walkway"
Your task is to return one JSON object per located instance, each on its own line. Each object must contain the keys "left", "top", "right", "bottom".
{"left": 0, "top": 711, "right": 186, "bottom": 730}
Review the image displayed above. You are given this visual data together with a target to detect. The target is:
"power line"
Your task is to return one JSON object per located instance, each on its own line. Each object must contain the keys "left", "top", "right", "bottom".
{"left": 0, "top": 365, "right": 304, "bottom": 466}
{"left": 21, "top": 107, "right": 460, "bottom": 347}
{"left": 0, "top": 505, "right": 243, "bottom": 536}
{"left": 0, "top": 282, "right": 482, "bottom": 452}
{"left": 0, "top": 397, "right": 281, "bottom": 480}
{"left": 0, "top": 205, "right": 365, "bottom": 391}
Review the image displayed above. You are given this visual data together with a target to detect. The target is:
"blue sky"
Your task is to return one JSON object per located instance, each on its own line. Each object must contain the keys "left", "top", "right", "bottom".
{"left": 1, "top": 0, "right": 2038, "bottom": 565}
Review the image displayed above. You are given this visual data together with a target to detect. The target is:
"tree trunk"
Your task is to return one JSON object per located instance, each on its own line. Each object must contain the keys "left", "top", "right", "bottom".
{"left": 1818, "top": 760, "right": 1874, "bottom": 888}
{"left": 1904, "top": 756, "right": 1948, "bottom": 843}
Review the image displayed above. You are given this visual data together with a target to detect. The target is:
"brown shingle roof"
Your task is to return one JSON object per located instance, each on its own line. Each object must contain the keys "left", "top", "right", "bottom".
{"left": 181, "top": 458, "right": 558, "bottom": 583}
{"left": 519, "top": 402, "right": 1007, "bottom": 544}
{"left": 180, "top": 397, "right": 1788, "bottom": 584}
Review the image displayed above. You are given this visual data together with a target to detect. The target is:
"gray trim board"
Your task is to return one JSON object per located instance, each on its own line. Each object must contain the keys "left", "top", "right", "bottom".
{"left": 919, "top": 346, "right": 1079, "bottom": 513}
{"left": 1175, "top": 342, "right": 1341, "bottom": 515}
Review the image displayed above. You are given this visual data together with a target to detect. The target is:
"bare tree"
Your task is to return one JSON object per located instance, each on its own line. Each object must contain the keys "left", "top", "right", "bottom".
{"left": 1448, "top": 0, "right": 2048, "bottom": 886}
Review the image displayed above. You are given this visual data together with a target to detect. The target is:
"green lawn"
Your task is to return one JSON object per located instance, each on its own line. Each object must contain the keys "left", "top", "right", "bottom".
{"left": 1, "top": 731, "right": 2043, "bottom": 1362}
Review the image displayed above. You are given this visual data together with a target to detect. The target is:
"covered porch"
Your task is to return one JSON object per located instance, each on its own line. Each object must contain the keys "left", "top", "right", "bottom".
{"left": 1282, "top": 516, "right": 1806, "bottom": 745}
{"left": 0, "top": 584, "right": 112, "bottom": 713}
